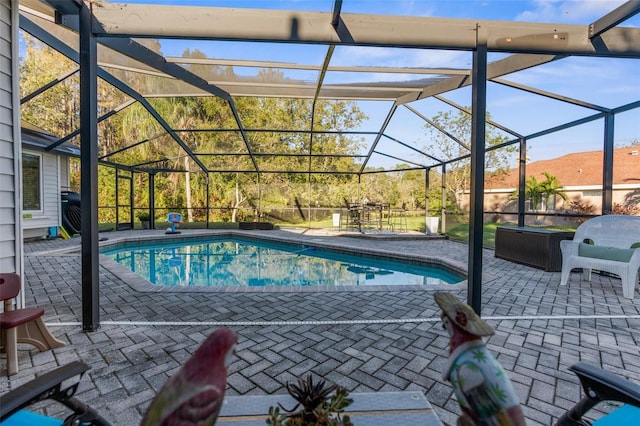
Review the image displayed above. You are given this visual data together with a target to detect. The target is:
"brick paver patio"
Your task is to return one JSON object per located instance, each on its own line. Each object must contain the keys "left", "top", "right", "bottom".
{"left": 2, "top": 228, "right": 639, "bottom": 425}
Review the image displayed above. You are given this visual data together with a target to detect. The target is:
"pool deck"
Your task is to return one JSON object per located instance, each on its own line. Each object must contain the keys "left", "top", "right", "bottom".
{"left": 2, "top": 228, "right": 639, "bottom": 425}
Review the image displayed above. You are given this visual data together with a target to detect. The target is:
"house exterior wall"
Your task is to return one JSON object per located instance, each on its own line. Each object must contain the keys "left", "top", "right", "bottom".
{"left": 22, "top": 149, "right": 67, "bottom": 239}
{"left": 0, "top": 0, "right": 23, "bottom": 304}
{"left": 60, "top": 155, "right": 70, "bottom": 190}
{"left": 458, "top": 184, "right": 640, "bottom": 226}
{"left": 454, "top": 148, "right": 640, "bottom": 227}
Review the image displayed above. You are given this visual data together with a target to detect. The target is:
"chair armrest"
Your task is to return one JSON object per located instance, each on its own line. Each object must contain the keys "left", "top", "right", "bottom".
{"left": 560, "top": 240, "right": 579, "bottom": 256}
{"left": 570, "top": 362, "right": 640, "bottom": 407}
{"left": 556, "top": 363, "right": 640, "bottom": 426}
{"left": 0, "top": 361, "right": 89, "bottom": 421}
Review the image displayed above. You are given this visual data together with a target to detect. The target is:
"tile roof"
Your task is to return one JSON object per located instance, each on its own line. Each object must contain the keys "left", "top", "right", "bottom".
{"left": 486, "top": 147, "right": 640, "bottom": 189}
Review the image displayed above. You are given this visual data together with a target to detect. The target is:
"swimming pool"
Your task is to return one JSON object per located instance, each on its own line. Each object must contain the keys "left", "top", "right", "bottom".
{"left": 101, "top": 236, "right": 464, "bottom": 288}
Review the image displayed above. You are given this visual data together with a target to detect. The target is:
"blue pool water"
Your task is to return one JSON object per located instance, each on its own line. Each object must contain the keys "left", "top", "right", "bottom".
{"left": 101, "top": 237, "right": 463, "bottom": 288}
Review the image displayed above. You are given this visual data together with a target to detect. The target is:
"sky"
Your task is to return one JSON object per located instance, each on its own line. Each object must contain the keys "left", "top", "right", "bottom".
{"left": 76, "top": 1, "right": 640, "bottom": 168}
{"left": 13, "top": 1, "right": 637, "bottom": 395}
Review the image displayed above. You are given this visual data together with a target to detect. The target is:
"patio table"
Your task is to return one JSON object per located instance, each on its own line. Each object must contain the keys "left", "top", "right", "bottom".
{"left": 217, "top": 391, "right": 442, "bottom": 425}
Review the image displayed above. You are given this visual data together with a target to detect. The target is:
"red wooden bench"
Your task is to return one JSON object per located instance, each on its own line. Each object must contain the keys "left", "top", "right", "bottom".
{"left": 0, "top": 273, "right": 64, "bottom": 376}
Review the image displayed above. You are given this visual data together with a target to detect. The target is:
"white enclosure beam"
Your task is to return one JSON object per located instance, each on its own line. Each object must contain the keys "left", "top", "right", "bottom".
{"left": 88, "top": 4, "right": 640, "bottom": 57}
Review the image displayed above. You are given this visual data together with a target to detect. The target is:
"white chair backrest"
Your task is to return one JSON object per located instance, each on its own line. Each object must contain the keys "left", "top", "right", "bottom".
{"left": 573, "top": 215, "right": 640, "bottom": 249}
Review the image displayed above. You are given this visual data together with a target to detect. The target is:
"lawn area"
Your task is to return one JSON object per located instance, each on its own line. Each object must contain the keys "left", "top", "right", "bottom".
{"left": 276, "top": 213, "right": 430, "bottom": 232}
{"left": 447, "top": 222, "right": 503, "bottom": 248}
{"left": 446, "top": 222, "right": 577, "bottom": 249}
{"left": 106, "top": 215, "right": 577, "bottom": 246}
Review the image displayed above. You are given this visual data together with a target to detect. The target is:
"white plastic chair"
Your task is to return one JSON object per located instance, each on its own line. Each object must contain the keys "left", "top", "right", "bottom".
{"left": 560, "top": 215, "right": 640, "bottom": 299}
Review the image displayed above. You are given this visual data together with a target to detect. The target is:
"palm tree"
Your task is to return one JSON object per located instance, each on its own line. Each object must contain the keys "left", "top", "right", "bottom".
{"left": 524, "top": 171, "right": 567, "bottom": 211}
{"left": 525, "top": 175, "right": 544, "bottom": 211}
{"left": 539, "top": 171, "right": 567, "bottom": 210}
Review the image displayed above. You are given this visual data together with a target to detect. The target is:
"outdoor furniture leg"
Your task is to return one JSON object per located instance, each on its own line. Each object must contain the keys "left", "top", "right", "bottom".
{"left": 17, "top": 317, "right": 65, "bottom": 351}
{"left": 1, "top": 318, "right": 64, "bottom": 376}
{"left": 4, "top": 327, "right": 18, "bottom": 376}
{"left": 1, "top": 272, "right": 65, "bottom": 376}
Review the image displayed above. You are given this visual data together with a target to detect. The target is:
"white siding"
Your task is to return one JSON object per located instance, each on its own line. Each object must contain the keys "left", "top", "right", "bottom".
{"left": 59, "top": 156, "right": 70, "bottom": 190}
{"left": 0, "top": 0, "right": 23, "bottom": 306}
{"left": 22, "top": 150, "right": 62, "bottom": 237}
{"left": 0, "top": 0, "right": 14, "bottom": 264}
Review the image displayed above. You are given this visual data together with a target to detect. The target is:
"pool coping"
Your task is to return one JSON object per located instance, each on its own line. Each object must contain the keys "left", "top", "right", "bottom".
{"left": 36, "top": 230, "right": 491, "bottom": 293}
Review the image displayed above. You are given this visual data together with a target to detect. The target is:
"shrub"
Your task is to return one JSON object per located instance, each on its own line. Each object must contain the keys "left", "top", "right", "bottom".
{"left": 566, "top": 200, "right": 596, "bottom": 224}
{"left": 613, "top": 203, "right": 640, "bottom": 216}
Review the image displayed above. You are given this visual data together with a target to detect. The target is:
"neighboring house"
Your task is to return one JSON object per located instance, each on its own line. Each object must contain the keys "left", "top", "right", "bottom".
{"left": 20, "top": 122, "right": 79, "bottom": 240}
{"left": 459, "top": 147, "right": 640, "bottom": 225}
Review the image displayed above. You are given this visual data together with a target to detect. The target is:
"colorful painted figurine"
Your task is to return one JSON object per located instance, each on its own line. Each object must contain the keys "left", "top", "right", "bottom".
{"left": 141, "top": 327, "right": 237, "bottom": 426}
{"left": 434, "top": 292, "right": 526, "bottom": 426}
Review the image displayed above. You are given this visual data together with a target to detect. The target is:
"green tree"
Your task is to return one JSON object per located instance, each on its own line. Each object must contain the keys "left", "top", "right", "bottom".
{"left": 615, "top": 138, "right": 640, "bottom": 148}
{"left": 423, "top": 110, "right": 514, "bottom": 209}
{"left": 20, "top": 34, "right": 79, "bottom": 136}
{"left": 19, "top": 38, "right": 378, "bottom": 224}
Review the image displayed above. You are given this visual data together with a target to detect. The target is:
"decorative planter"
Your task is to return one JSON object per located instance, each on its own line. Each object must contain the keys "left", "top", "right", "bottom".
{"left": 426, "top": 216, "right": 440, "bottom": 235}
{"left": 332, "top": 213, "right": 341, "bottom": 227}
{"left": 217, "top": 391, "right": 442, "bottom": 425}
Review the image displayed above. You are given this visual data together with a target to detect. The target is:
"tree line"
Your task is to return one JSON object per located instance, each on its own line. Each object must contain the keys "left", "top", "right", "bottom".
{"left": 20, "top": 34, "right": 514, "bottom": 225}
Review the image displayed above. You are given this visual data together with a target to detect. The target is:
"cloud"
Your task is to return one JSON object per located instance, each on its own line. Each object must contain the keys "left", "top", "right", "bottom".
{"left": 362, "top": 0, "right": 437, "bottom": 18}
{"left": 491, "top": 56, "right": 639, "bottom": 111}
{"left": 515, "top": 0, "right": 627, "bottom": 23}
{"left": 326, "top": 47, "right": 471, "bottom": 86}
{"left": 488, "top": 93, "right": 533, "bottom": 108}
{"left": 333, "top": 46, "right": 470, "bottom": 69}
{"left": 511, "top": 56, "right": 637, "bottom": 84}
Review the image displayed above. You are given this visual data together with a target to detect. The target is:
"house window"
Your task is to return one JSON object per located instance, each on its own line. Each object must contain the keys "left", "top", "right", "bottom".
{"left": 546, "top": 195, "right": 557, "bottom": 211}
{"left": 22, "top": 152, "right": 42, "bottom": 212}
{"left": 527, "top": 195, "right": 557, "bottom": 211}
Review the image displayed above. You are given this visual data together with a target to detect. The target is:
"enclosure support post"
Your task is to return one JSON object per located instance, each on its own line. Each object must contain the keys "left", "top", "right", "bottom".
{"left": 425, "top": 168, "right": 430, "bottom": 228}
{"left": 114, "top": 165, "right": 119, "bottom": 228}
{"left": 149, "top": 173, "right": 155, "bottom": 230}
{"left": 257, "top": 172, "right": 261, "bottom": 220}
{"left": 602, "top": 113, "right": 614, "bottom": 214}
{"left": 129, "top": 171, "right": 134, "bottom": 226}
{"left": 518, "top": 137, "right": 526, "bottom": 227}
{"left": 441, "top": 164, "right": 446, "bottom": 235}
{"left": 467, "top": 35, "right": 487, "bottom": 315}
{"left": 79, "top": 2, "right": 100, "bottom": 331}
{"left": 308, "top": 171, "right": 312, "bottom": 229}
{"left": 205, "top": 174, "right": 210, "bottom": 229}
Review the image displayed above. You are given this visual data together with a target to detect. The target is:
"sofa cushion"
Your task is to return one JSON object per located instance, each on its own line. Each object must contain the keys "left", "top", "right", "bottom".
{"left": 578, "top": 243, "right": 635, "bottom": 263}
